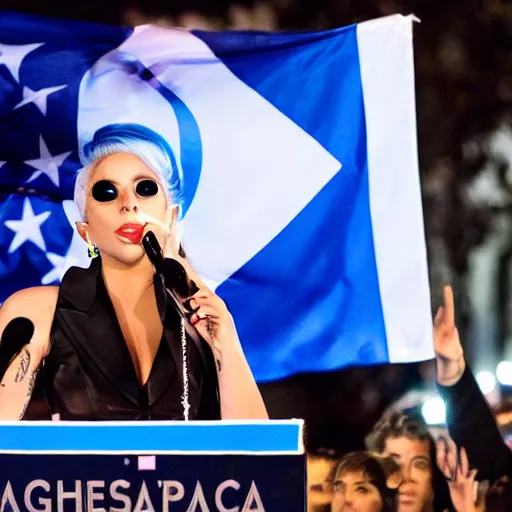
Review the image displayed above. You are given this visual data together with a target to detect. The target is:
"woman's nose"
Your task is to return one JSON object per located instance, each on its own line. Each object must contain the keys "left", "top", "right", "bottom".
{"left": 118, "top": 188, "right": 139, "bottom": 213}
{"left": 342, "top": 490, "right": 354, "bottom": 507}
{"left": 400, "top": 463, "right": 413, "bottom": 482}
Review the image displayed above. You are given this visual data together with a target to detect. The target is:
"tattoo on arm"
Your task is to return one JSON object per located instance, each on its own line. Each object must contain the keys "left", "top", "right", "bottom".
{"left": 205, "top": 317, "right": 222, "bottom": 373}
{"left": 14, "top": 348, "right": 31, "bottom": 383}
{"left": 211, "top": 343, "right": 222, "bottom": 374}
{"left": 18, "top": 368, "right": 38, "bottom": 420}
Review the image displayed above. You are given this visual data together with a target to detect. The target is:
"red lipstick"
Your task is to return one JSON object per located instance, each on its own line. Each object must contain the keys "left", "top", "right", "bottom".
{"left": 115, "top": 223, "right": 145, "bottom": 244}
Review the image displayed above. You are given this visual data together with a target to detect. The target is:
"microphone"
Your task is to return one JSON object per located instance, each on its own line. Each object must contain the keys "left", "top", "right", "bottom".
{"left": 142, "top": 231, "right": 198, "bottom": 317}
{"left": 142, "top": 230, "right": 165, "bottom": 275}
{"left": 0, "top": 317, "right": 35, "bottom": 379}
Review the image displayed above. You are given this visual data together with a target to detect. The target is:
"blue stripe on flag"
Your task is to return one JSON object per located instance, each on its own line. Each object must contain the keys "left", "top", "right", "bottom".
{"left": 202, "top": 27, "right": 388, "bottom": 381}
{"left": 152, "top": 83, "right": 203, "bottom": 218}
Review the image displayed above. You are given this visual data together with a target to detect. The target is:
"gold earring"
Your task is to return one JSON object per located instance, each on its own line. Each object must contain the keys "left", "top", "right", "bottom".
{"left": 87, "top": 238, "right": 98, "bottom": 258}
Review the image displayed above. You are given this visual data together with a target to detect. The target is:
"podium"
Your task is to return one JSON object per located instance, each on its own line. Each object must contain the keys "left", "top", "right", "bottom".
{"left": 0, "top": 420, "right": 306, "bottom": 511}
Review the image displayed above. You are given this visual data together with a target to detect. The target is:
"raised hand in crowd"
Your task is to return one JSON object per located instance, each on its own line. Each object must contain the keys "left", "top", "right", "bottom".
{"left": 433, "top": 286, "right": 466, "bottom": 386}
{"left": 436, "top": 441, "right": 480, "bottom": 512}
{"left": 434, "top": 284, "right": 512, "bottom": 485}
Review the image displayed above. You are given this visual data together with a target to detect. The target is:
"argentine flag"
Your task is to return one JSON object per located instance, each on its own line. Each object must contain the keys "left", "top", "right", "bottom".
{"left": 0, "top": 11, "right": 433, "bottom": 382}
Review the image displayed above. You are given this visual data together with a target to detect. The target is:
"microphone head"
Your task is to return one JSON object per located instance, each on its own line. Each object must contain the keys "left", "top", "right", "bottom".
{"left": 1, "top": 317, "right": 35, "bottom": 348}
{"left": 141, "top": 230, "right": 198, "bottom": 301}
{"left": 142, "top": 231, "right": 164, "bottom": 273}
{"left": 0, "top": 317, "right": 35, "bottom": 377}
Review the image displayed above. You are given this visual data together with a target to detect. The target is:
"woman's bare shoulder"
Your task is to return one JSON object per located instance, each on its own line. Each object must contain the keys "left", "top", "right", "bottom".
{"left": 0, "top": 286, "right": 59, "bottom": 356}
{"left": 0, "top": 286, "right": 59, "bottom": 327}
{"left": 2, "top": 285, "right": 59, "bottom": 305}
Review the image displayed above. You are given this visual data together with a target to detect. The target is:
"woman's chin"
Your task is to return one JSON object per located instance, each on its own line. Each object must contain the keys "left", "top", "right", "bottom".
{"left": 101, "top": 245, "right": 147, "bottom": 267}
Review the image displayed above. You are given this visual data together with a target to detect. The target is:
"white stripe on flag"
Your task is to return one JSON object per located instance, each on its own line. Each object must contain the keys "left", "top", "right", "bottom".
{"left": 114, "top": 25, "right": 342, "bottom": 290}
{"left": 357, "top": 15, "right": 434, "bottom": 363}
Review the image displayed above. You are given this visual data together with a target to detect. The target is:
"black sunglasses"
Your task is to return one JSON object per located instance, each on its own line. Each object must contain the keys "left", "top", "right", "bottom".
{"left": 92, "top": 179, "right": 159, "bottom": 202}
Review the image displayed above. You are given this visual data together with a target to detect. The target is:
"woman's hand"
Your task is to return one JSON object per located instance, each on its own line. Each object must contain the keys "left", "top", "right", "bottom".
{"left": 162, "top": 251, "right": 268, "bottom": 420}
{"left": 434, "top": 286, "right": 466, "bottom": 386}
{"left": 139, "top": 218, "right": 236, "bottom": 354}
{"left": 177, "top": 256, "right": 241, "bottom": 372}
{"left": 437, "top": 441, "right": 479, "bottom": 512}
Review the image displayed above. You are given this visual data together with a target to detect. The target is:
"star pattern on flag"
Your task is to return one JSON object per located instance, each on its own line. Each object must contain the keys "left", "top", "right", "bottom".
{"left": 25, "top": 136, "right": 72, "bottom": 187}
{"left": 41, "top": 252, "right": 80, "bottom": 285}
{"left": 0, "top": 42, "right": 44, "bottom": 83}
{"left": 0, "top": 19, "right": 100, "bottom": 302}
{"left": 13, "top": 84, "right": 67, "bottom": 116}
{"left": 0, "top": 13, "right": 143, "bottom": 305}
{"left": 41, "top": 201, "right": 90, "bottom": 285}
{"left": 4, "top": 198, "right": 51, "bottom": 254}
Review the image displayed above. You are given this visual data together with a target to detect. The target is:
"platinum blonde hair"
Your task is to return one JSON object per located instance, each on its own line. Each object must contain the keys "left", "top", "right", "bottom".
{"left": 74, "top": 123, "right": 184, "bottom": 222}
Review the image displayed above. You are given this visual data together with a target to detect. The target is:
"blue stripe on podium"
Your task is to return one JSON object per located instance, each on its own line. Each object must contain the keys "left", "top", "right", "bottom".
{"left": 0, "top": 420, "right": 304, "bottom": 454}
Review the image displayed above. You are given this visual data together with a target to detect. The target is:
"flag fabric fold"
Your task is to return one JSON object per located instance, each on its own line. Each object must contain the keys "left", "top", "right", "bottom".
{"left": 0, "top": 11, "right": 433, "bottom": 382}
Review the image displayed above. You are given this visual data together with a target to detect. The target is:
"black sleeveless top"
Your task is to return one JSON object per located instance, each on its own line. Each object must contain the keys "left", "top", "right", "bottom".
{"left": 42, "top": 257, "right": 220, "bottom": 421}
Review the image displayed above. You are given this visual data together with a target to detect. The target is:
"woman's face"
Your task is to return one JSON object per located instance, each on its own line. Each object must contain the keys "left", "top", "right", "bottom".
{"left": 331, "top": 471, "right": 384, "bottom": 512}
{"left": 78, "top": 152, "right": 172, "bottom": 266}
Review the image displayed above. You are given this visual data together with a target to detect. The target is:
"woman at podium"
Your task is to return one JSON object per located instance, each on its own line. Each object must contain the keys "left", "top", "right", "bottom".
{"left": 0, "top": 124, "right": 268, "bottom": 422}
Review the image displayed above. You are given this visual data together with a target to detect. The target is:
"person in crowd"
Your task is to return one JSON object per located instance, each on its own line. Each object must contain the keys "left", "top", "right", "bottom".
{"left": 434, "top": 286, "right": 512, "bottom": 482}
{"left": 366, "top": 412, "right": 452, "bottom": 512}
{"left": 492, "top": 400, "right": 512, "bottom": 448}
{"left": 327, "top": 451, "right": 398, "bottom": 512}
{"left": 484, "top": 476, "right": 512, "bottom": 511}
{"left": 0, "top": 123, "right": 268, "bottom": 422}
{"left": 308, "top": 449, "right": 338, "bottom": 511}
{"left": 437, "top": 441, "right": 512, "bottom": 511}
{"left": 493, "top": 399, "right": 512, "bottom": 431}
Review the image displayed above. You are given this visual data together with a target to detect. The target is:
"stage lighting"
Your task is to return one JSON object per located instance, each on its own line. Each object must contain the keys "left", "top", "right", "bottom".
{"left": 422, "top": 397, "right": 446, "bottom": 425}
{"left": 476, "top": 371, "right": 496, "bottom": 395}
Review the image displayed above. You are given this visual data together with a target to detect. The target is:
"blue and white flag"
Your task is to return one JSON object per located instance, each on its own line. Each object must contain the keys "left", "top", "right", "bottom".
{"left": 0, "top": 11, "right": 434, "bottom": 382}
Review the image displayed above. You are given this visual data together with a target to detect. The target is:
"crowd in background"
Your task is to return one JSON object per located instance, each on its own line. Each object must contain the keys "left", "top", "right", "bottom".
{"left": 308, "top": 287, "right": 512, "bottom": 511}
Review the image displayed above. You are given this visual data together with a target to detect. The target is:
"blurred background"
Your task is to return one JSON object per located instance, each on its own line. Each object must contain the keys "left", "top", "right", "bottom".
{"left": 5, "top": 0, "right": 512, "bottom": 460}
